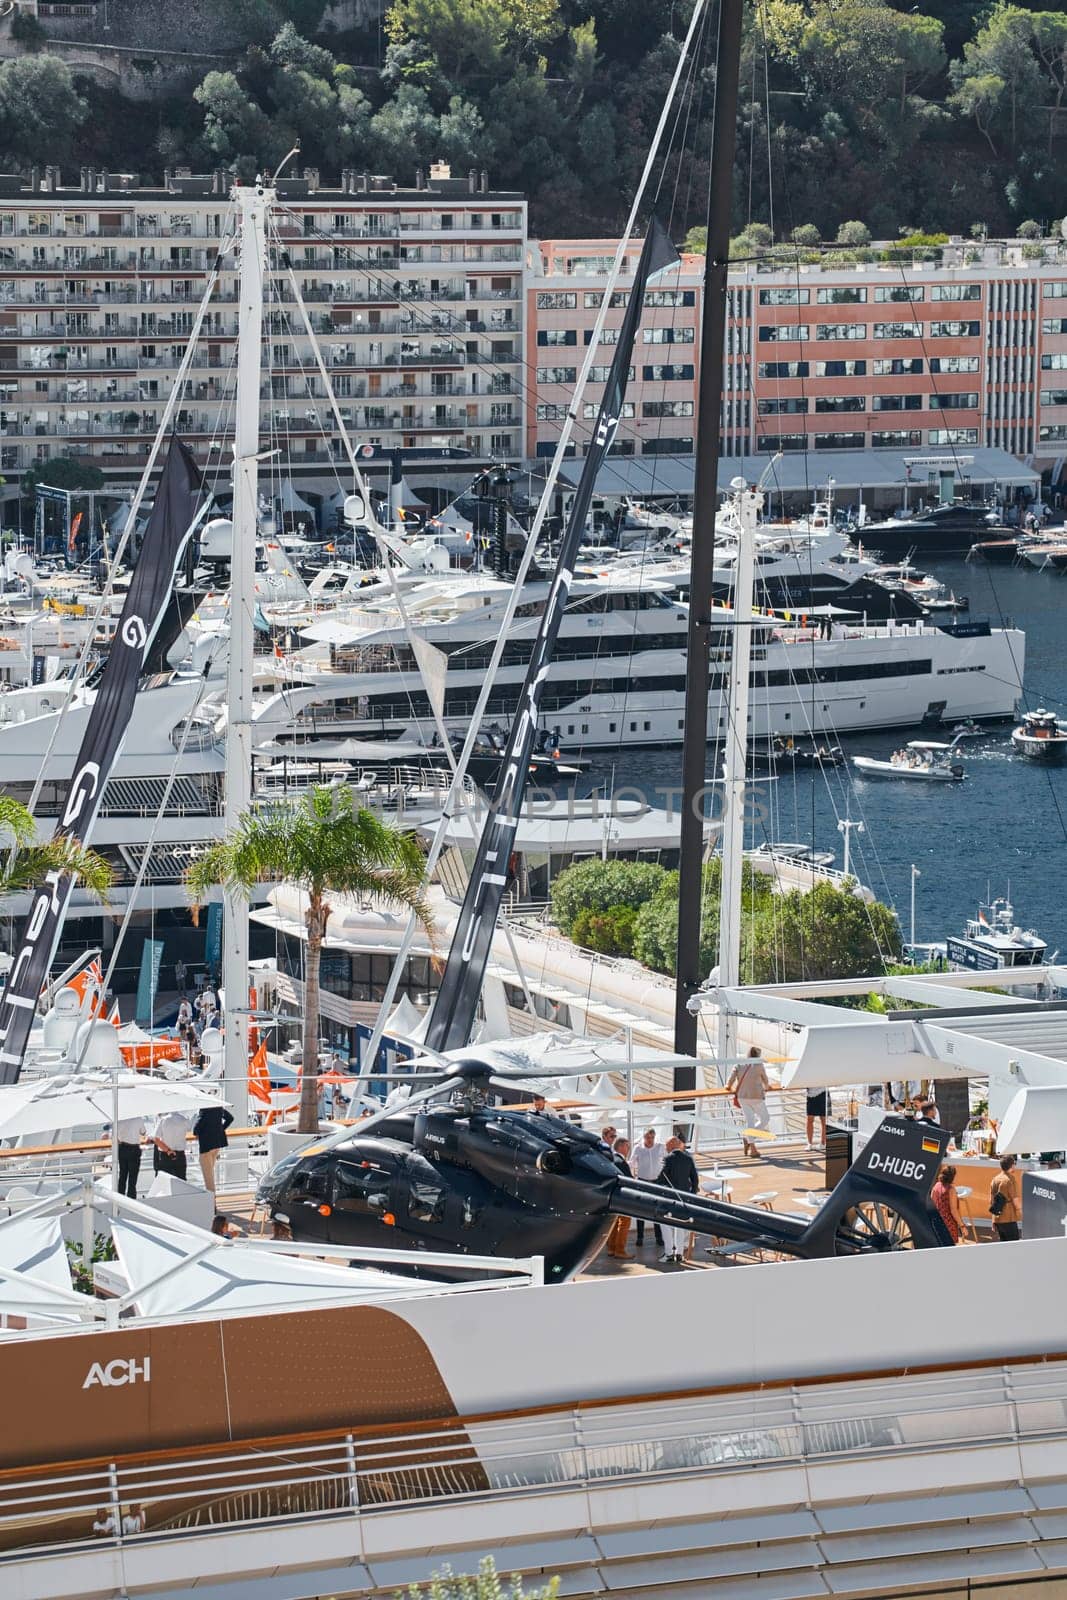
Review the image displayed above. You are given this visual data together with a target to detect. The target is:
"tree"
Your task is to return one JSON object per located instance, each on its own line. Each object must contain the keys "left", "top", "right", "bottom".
{"left": 836, "top": 219, "right": 871, "bottom": 245}
{"left": 0, "top": 57, "right": 87, "bottom": 165}
{"left": 550, "top": 858, "right": 667, "bottom": 936}
{"left": 22, "top": 457, "right": 104, "bottom": 494}
{"left": 791, "top": 223, "right": 822, "bottom": 246}
{"left": 950, "top": 5, "right": 1045, "bottom": 155}
{"left": 194, "top": 71, "right": 274, "bottom": 164}
{"left": 397, "top": 1557, "right": 560, "bottom": 1599}
{"left": 185, "top": 788, "right": 433, "bottom": 1135}
{"left": 0, "top": 795, "right": 113, "bottom": 902}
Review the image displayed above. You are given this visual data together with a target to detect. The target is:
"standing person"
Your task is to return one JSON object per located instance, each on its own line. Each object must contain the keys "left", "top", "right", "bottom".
{"left": 727, "top": 1047, "right": 770, "bottom": 1159}
{"left": 197, "top": 983, "right": 217, "bottom": 1029}
{"left": 990, "top": 1154, "right": 1021, "bottom": 1241}
{"left": 531, "top": 1093, "right": 548, "bottom": 1115}
{"left": 805, "top": 1089, "right": 828, "bottom": 1152}
{"left": 632, "top": 1127, "right": 665, "bottom": 1250}
{"left": 193, "top": 1102, "right": 234, "bottom": 1194}
{"left": 176, "top": 996, "right": 192, "bottom": 1030}
{"left": 600, "top": 1126, "right": 617, "bottom": 1150}
{"left": 174, "top": 958, "right": 187, "bottom": 994}
{"left": 152, "top": 1110, "right": 191, "bottom": 1180}
{"left": 657, "top": 1134, "right": 699, "bottom": 1264}
{"left": 116, "top": 1115, "right": 145, "bottom": 1199}
{"left": 931, "top": 1163, "right": 961, "bottom": 1244}
{"left": 605, "top": 1136, "right": 634, "bottom": 1259}
{"left": 917, "top": 1099, "right": 940, "bottom": 1126}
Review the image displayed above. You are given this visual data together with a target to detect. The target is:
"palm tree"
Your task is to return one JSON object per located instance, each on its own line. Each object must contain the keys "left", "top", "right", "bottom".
{"left": 0, "top": 794, "right": 113, "bottom": 900}
{"left": 185, "top": 786, "right": 433, "bottom": 1134}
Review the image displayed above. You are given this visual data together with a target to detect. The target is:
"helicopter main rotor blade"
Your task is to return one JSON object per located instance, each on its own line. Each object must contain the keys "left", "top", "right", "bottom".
{"left": 296, "top": 1077, "right": 450, "bottom": 1156}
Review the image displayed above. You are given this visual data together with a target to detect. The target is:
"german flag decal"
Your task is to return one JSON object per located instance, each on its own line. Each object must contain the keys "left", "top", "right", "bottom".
{"left": 922, "top": 1136, "right": 941, "bottom": 1154}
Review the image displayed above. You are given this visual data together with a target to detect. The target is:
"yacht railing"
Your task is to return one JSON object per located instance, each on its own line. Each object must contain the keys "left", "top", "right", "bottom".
{"left": 1, "top": 1358, "right": 1063, "bottom": 1562}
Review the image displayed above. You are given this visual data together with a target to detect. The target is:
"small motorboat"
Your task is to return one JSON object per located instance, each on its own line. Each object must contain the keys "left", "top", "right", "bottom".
{"left": 950, "top": 718, "right": 985, "bottom": 740}
{"left": 1011, "top": 708, "right": 1067, "bottom": 762}
{"left": 854, "top": 741, "right": 965, "bottom": 782}
{"left": 748, "top": 734, "right": 844, "bottom": 771}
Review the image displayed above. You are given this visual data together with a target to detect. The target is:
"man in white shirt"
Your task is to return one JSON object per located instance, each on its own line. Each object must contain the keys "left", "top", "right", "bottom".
{"left": 197, "top": 986, "right": 217, "bottom": 1025}
{"left": 152, "top": 1110, "right": 191, "bottom": 1180}
{"left": 632, "top": 1127, "right": 665, "bottom": 1250}
{"left": 116, "top": 1116, "right": 145, "bottom": 1199}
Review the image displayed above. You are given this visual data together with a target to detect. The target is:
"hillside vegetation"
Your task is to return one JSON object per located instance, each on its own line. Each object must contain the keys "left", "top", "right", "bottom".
{"left": 8, "top": 0, "right": 1067, "bottom": 237}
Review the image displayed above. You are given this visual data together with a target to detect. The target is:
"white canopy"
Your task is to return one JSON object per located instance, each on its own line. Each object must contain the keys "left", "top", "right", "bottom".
{"left": 0, "top": 1213, "right": 85, "bottom": 1328}
{"left": 998, "top": 1085, "right": 1067, "bottom": 1155}
{"left": 0, "top": 1072, "right": 223, "bottom": 1140}
{"left": 277, "top": 478, "right": 315, "bottom": 516}
{"left": 112, "top": 1217, "right": 469, "bottom": 1318}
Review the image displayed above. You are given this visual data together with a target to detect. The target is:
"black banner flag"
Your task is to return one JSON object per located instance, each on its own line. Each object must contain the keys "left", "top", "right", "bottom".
{"left": 0, "top": 437, "right": 203, "bottom": 1082}
{"left": 425, "top": 219, "right": 679, "bottom": 1053}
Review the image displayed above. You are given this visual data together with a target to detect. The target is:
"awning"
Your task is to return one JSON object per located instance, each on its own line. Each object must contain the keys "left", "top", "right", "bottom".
{"left": 584, "top": 448, "right": 1040, "bottom": 500}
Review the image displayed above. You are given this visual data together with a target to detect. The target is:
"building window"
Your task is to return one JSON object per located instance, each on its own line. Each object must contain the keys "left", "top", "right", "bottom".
{"left": 490, "top": 432, "right": 513, "bottom": 452}
{"left": 536, "top": 329, "right": 576, "bottom": 346}
{"left": 536, "top": 403, "right": 567, "bottom": 421}
{"left": 815, "top": 359, "right": 867, "bottom": 377}
{"left": 642, "top": 327, "right": 695, "bottom": 344}
{"left": 583, "top": 289, "right": 630, "bottom": 309}
{"left": 872, "top": 394, "right": 922, "bottom": 411}
{"left": 1040, "top": 389, "right": 1067, "bottom": 406}
{"left": 873, "top": 357, "right": 924, "bottom": 376}
{"left": 536, "top": 365, "right": 576, "bottom": 384}
{"left": 873, "top": 322, "right": 923, "bottom": 339}
{"left": 536, "top": 291, "right": 577, "bottom": 310}
{"left": 817, "top": 286, "right": 867, "bottom": 304}
{"left": 929, "top": 428, "right": 978, "bottom": 444}
{"left": 757, "top": 433, "right": 807, "bottom": 451}
{"left": 816, "top": 323, "right": 867, "bottom": 341}
{"left": 642, "top": 436, "right": 694, "bottom": 454}
{"left": 929, "top": 321, "right": 980, "bottom": 338}
{"left": 1040, "top": 424, "right": 1067, "bottom": 440}
{"left": 1042, "top": 353, "right": 1067, "bottom": 369}
{"left": 758, "top": 325, "right": 810, "bottom": 342}
{"left": 872, "top": 429, "right": 923, "bottom": 447}
{"left": 642, "top": 398, "right": 694, "bottom": 418}
{"left": 759, "top": 287, "right": 809, "bottom": 305}
{"left": 929, "top": 392, "right": 979, "bottom": 409}
{"left": 588, "top": 364, "right": 633, "bottom": 381}
{"left": 645, "top": 288, "right": 695, "bottom": 307}
{"left": 758, "top": 360, "right": 809, "bottom": 377}
{"left": 1045, "top": 283, "right": 1067, "bottom": 299}
{"left": 585, "top": 327, "right": 621, "bottom": 345}
{"left": 758, "top": 397, "right": 809, "bottom": 415}
{"left": 814, "top": 395, "right": 864, "bottom": 413}
{"left": 643, "top": 364, "right": 695, "bottom": 381}
{"left": 1042, "top": 319, "right": 1067, "bottom": 335}
{"left": 814, "top": 432, "right": 864, "bottom": 449}
{"left": 874, "top": 285, "right": 924, "bottom": 303}
{"left": 583, "top": 400, "right": 634, "bottom": 418}
{"left": 931, "top": 283, "right": 981, "bottom": 301}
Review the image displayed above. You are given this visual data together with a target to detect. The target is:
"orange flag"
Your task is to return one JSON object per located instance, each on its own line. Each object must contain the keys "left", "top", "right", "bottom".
{"left": 248, "top": 1040, "right": 271, "bottom": 1105}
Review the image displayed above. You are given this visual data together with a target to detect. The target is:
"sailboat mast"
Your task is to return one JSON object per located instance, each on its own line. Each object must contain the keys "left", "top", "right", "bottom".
{"left": 673, "top": 0, "right": 744, "bottom": 1062}
{"left": 222, "top": 182, "right": 271, "bottom": 1124}
{"left": 716, "top": 484, "right": 761, "bottom": 1062}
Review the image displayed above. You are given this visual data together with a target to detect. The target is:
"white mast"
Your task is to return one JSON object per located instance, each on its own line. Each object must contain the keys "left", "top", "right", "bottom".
{"left": 222, "top": 181, "right": 271, "bottom": 1128}
{"left": 716, "top": 481, "right": 762, "bottom": 1064}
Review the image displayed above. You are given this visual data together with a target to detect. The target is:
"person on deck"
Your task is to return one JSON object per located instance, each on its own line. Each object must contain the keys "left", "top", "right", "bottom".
{"left": 931, "top": 1163, "right": 961, "bottom": 1244}
{"left": 657, "top": 1134, "right": 699, "bottom": 1264}
{"left": 632, "top": 1127, "right": 665, "bottom": 1250}
{"left": 727, "top": 1047, "right": 770, "bottom": 1159}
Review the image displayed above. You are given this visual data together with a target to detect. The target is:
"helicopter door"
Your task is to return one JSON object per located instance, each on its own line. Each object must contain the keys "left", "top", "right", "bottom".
{"left": 280, "top": 1160, "right": 334, "bottom": 1243}
{"left": 328, "top": 1156, "right": 400, "bottom": 1246}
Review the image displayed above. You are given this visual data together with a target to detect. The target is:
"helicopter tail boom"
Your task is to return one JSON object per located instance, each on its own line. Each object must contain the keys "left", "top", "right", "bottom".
{"left": 610, "top": 1178, "right": 810, "bottom": 1254}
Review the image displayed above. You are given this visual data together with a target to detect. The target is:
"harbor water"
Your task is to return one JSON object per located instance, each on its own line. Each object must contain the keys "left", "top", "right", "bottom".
{"left": 589, "top": 553, "right": 1067, "bottom": 956}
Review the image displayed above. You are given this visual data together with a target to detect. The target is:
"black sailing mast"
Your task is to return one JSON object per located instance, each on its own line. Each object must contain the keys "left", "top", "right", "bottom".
{"left": 673, "top": 0, "right": 746, "bottom": 1064}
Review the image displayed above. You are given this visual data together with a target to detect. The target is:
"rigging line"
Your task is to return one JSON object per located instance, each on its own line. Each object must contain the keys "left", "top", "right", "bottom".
{"left": 893, "top": 254, "right": 966, "bottom": 483}
{"left": 67, "top": 641, "right": 227, "bottom": 1077}
{"left": 12, "top": 222, "right": 238, "bottom": 852}
{"left": 359, "top": 0, "right": 721, "bottom": 1066}
{"left": 755, "top": 0, "right": 776, "bottom": 243}
{"left": 653, "top": 0, "right": 709, "bottom": 213}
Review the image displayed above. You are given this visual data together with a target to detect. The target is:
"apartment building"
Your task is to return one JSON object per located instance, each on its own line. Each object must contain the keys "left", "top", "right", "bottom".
{"left": 527, "top": 236, "right": 1067, "bottom": 481}
{"left": 0, "top": 164, "right": 525, "bottom": 494}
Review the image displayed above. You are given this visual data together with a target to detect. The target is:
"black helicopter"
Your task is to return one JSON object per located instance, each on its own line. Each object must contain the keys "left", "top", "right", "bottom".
{"left": 256, "top": 1059, "right": 954, "bottom": 1281}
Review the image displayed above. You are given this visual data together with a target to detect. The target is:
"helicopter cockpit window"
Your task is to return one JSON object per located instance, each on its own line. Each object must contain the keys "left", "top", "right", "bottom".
{"left": 290, "top": 1166, "right": 330, "bottom": 1202}
{"left": 333, "top": 1162, "right": 392, "bottom": 1215}
{"left": 408, "top": 1182, "right": 446, "bottom": 1224}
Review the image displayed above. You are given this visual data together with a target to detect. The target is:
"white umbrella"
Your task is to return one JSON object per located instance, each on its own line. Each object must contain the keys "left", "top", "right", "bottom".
{"left": 116, "top": 1022, "right": 152, "bottom": 1045}
{"left": 0, "top": 1073, "right": 222, "bottom": 1141}
{"left": 0, "top": 1213, "right": 86, "bottom": 1327}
